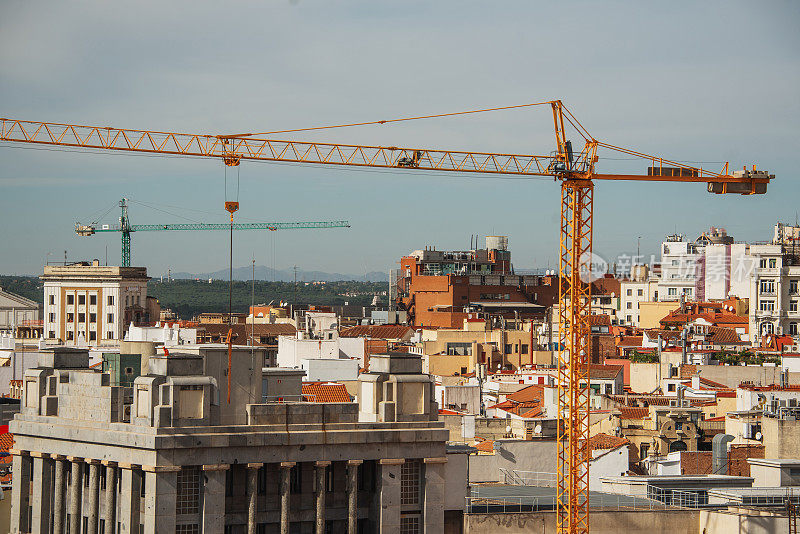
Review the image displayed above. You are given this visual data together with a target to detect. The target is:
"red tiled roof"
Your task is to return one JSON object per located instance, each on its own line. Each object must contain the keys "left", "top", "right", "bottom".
{"left": 475, "top": 440, "right": 495, "bottom": 453}
{"left": 707, "top": 326, "right": 745, "bottom": 344}
{"left": 301, "top": 382, "right": 352, "bottom": 403}
{"left": 619, "top": 407, "right": 649, "bottom": 419}
{"left": 589, "top": 365, "right": 623, "bottom": 380}
{"left": 339, "top": 325, "right": 413, "bottom": 339}
{"left": 590, "top": 315, "right": 613, "bottom": 326}
{"left": 615, "top": 336, "right": 643, "bottom": 348}
{"left": 0, "top": 432, "right": 12, "bottom": 451}
{"left": 507, "top": 384, "right": 545, "bottom": 404}
{"left": 520, "top": 407, "right": 544, "bottom": 418}
{"left": 588, "top": 433, "right": 629, "bottom": 452}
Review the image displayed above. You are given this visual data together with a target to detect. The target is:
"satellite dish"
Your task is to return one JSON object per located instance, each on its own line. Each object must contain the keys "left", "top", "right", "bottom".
{"left": 505, "top": 425, "right": 512, "bottom": 433}
{"left": 755, "top": 432, "right": 763, "bottom": 441}
{"left": 534, "top": 424, "right": 543, "bottom": 434}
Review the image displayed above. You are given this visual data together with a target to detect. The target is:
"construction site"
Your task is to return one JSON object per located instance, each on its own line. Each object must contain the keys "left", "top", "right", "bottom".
{"left": 0, "top": 3, "right": 797, "bottom": 534}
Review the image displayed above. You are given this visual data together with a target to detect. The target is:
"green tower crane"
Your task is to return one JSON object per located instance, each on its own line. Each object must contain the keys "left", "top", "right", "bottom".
{"left": 75, "top": 198, "right": 350, "bottom": 267}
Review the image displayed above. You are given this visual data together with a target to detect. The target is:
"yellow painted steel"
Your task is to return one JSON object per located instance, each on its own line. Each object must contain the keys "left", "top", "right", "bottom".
{"left": 557, "top": 180, "right": 593, "bottom": 534}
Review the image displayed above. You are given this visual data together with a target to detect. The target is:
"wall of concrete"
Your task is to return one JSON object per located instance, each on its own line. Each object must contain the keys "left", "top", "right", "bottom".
{"left": 464, "top": 510, "right": 700, "bottom": 534}
{"left": 762, "top": 417, "right": 800, "bottom": 458}
{"left": 445, "top": 453, "right": 469, "bottom": 511}
{"left": 699, "top": 507, "right": 790, "bottom": 534}
{"left": 468, "top": 440, "right": 556, "bottom": 483}
{"left": 629, "top": 363, "right": 659, "bottom": 393}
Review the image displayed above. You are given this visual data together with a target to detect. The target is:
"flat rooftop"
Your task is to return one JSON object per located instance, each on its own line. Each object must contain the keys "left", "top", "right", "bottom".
{"left": 468, "top": 484, "right": 669, "bottom": 511}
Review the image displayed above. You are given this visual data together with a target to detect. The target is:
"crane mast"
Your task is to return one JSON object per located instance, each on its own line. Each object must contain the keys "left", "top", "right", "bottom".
{"left": 0, "top": 102, "right": 773, "bottom": 534}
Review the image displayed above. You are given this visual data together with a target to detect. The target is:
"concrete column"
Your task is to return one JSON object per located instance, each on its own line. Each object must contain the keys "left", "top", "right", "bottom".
{"left": 202, "top": 465, "right": 229, "bottom": 534}
{"left": 141, "top": 466, "right": 179, "bottom": 534}
{"left": 422, "top": 458, "right": 447, "bottom": 534}
{"left": 68, "top": 457, "right": 84, "bottom": 534}
{"left": 31, "top": 454, "right": 54, "bottom": 534}
{"left": 102, "top": 462, "right": 118, "bottom": 534}
{"left": 119, "top": 464, "right": 142, "bottom": 534}
{"left": 346, "top": 460, "right": 362, "bottom": 534}
{"left": 87, "top": 460, "right": 101, "bottom": 534}
{"left": 378, "top": 459, "right": 404, "bottom": 534}
{"left": 315, "top": 461, "right": 330, "bottom": 534}
{"left": 279, "top": 462, "right": 295, "bottom": 534}
{"left": 247, "top": 464, "right": 260, "bottom": 534}
{"left": 53, "top": 456, "right": 67, "bottom": 534}
{"left": 10, "top": 450, "right": 32, "bottom": 534}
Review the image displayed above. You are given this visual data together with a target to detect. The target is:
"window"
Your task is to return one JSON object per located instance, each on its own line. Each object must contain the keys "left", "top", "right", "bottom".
{"left": 521, "top": 344, "right": 528, "bottom": 354}
{"left": 90, "top": 295, "right": 97, "bottom": 306}
{"left": 790, "top": 323, "right": 798, "bottom": 336}
{"left": 400, "top": 516, "right": 420, "bottom": 534}
{"left": 78, "top": 313, "right": 85, "bottom": 323}
{"left": 108, "top": 295, "right": 114, "bottom": 306}
{"left": 791, "top": 301, "right": 798, "bottom": 313}
{"left": 770, "top": 258, "right": 777, "bottom": 268}
{"left": 78, "top": 295, "right": 86, "bottom": 305}
{"left": 791, "top": 280, "right": 799, "bottom": 295}
{"left": 400, "top": 460, "right": 421, "bottom": 506}
{"left": 176, "top": 467, "right": 201, "bottom": 514}
{"left": 108, "top": 313, "right": 114, "bottom": 323}
{"left": 504, "top": 344, "right": 512, "bottom": 355}
{"left": 290, "top": 464, "right": 302, "bottom": 494}
{"left": 640, "top": 443, "right": 650, "bottom": 458}
{"left": 626, "top": 289, "right": 632, "bottom": 296}
{"left": 67, "top": 313, "right": 74, "bottom": 323}
{"left": 89, "top": 313, "right": 96, "bottom": 323}
{"left": 638, "top": 289, "right": 643, "bottom": 297}
{"left": 49, "top": 295, "right": 55, "bottom": 305}
{"left": 685, "top": 288, "right": 693, "bottom": 297}
{"left": 125, "top": 296, "right": 129, "bottom": 306}
{"left": 668, "top": 383, "right": 676, "bottom": 392}
{"left": 627, "top": 302, "right": 632, "bottom": 309}
{"left": 668, "top": 288, "right": 677, "bottom": 296}
{"left": 761, "top": 322, "right": 775, "bottom": 335}
{"left": 176, "top": 526, "right": 200, "bottom": 534}
{"left": 49, "top": 331, "right": 55, "bottom": 339}
{"left": 67, "top": 294, "right": 74, "bottom": 305}
{"left": 760, "top": 279, "right": 775, "bottom": 294}
{"left": 760, "top": 300, "right": 775, "bottom": 312}
{"left": 89, "top": 331, "right": 97, "bottom": 341}
{"left": 760, "top": 258, "right": 767, "bottom": 269}
{"left": 67, "top": 331, "right": 74, "bottom": 341}
{"left": 107, "top": 332, "right": 114, "bottom": 340}
{"left": 626, "top": 315, "right": 632, "bottom": 323}
{"left": 49, "top": 313, "right": 55, "bottom": 322}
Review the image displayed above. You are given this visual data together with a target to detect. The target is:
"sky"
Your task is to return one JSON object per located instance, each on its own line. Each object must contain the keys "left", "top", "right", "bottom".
{"left": 1, "top": 1, "right": 798, "bottom": 278}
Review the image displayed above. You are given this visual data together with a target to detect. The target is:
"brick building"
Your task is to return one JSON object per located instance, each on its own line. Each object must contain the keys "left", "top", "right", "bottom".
{"left": 395, "top": 237, "right": 557, "bottom": 328}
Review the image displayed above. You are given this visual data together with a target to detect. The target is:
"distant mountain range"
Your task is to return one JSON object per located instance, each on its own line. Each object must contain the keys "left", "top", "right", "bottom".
{"left": 169, "top": 265, "right": 389, "bottom": 282}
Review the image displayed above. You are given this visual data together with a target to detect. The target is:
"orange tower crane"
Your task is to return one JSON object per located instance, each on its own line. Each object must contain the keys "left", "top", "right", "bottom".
{"left": 0, "top": 102, "right": 772, "bottom": 533}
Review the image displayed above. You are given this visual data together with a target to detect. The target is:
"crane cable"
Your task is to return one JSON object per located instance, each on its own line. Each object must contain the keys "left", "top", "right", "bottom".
{"left": 219, "top": 100, "right": 558, "bottom": 138}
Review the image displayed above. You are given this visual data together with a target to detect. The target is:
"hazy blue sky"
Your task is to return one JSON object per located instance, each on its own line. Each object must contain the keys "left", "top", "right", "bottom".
{"left": 1, "top": 1, "right": 798, "bottom": 278}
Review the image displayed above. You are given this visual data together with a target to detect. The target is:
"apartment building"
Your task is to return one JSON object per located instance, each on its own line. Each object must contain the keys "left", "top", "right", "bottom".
{"left": 10, "top": 348, "right": 450, "bottom": 534}
{"left": 41, "top": 263, "right": 150, "bottom": 346}
{"left": 395, "top": 236, "right": 557, "bottom": 328}
{"left": 749, "top": 225, "right": 800, "bottom": 344}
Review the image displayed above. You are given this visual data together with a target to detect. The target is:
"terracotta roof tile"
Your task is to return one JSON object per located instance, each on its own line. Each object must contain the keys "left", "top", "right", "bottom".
{"left": 475, "top": 440, "right": 495, "bottom": 453}
{"left": 506, "top": 384, "right": 545, "bottom": 404}
{"left": 0, "top": 433, "right": 12, "bottom": 452}
{"left": 619, "top": 407, "right": 649, "bottom": 419}
{"left": 588, "top": 433, "right": 629, "bottom": 452}
{"left": 301, "top": 382, "right": 352, "bottom": 403}
{"left": 589, "top": 365, "right": 623, "bottom": 380}
{"left": 339, "top": 325, "right": 413, "bottom": 339}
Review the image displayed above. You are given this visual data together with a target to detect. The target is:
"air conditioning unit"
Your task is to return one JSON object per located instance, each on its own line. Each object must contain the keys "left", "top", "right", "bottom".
{"left": 669, "top": 400, "right": 679, "bottom": 407}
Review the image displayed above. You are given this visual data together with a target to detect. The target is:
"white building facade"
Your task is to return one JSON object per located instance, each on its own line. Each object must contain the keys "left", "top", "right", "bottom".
{"left": 41, "top": 264, "right": 149, "bottom": 346}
